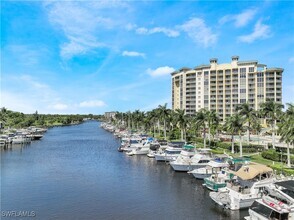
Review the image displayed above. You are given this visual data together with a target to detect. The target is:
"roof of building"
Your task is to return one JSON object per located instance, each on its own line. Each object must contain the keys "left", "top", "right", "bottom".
{"left": 266, "top": 67, "right": 284, "bottom": 72}
{"left": 179, "top": 67, "right": 192, "bottom": 71}
{"left": 194, "top": 64, "right": 211, "bottom": 70}
{"left": 237, "top": 60, "right": 258, "bottom": 65}
{"left": 170, "top": 70, "right": 179, "bottom": 76}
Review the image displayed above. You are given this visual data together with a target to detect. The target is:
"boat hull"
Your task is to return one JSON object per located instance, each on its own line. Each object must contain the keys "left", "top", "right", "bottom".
{"left": 154, "top": 154, "right": 178, "bottom": 162}
{"left": 170, "top": 163, "right": 206, "bottom": 172}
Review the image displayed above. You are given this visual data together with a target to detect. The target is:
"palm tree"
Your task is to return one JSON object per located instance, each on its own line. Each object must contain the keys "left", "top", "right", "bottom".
{"left": 157, "top": 103, "right": 170, "bottom": 140}
{"left": 174, "top": 109, "right": 188, "bottom": 141}
{"left": 236, "top": 102, "right": 257, "bottom": 144}
{"left": 260, "top": 100, "right": 284, "bottom": 149}
{"left": 207, "top": 110, "right": 219, "bottom": 147}
{"left": 224, "top": 114, "right": 245, "bottom": 156}
{"left": 278, "top": 103, "right": 294, "bottom": 167}
{"left": 194, "top": 109, "right": 208, "bottom": 148}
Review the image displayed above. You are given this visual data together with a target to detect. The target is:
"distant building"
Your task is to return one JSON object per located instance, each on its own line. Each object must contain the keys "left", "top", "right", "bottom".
{"left": 171, "top": 56, "right": 283, "bottom": 120}
{"left": 104, "top": 112, "right": 116, "bottom": 120}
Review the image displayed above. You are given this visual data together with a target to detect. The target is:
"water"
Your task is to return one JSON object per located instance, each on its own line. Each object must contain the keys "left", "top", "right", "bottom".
{"left": 1, "top": 121, "right": 248, "bottom": 219}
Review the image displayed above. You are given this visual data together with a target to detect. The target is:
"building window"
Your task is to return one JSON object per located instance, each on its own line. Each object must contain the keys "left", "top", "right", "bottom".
{"left": 249, "top": 67, "right": 254, "bottom": 72}
{"left": 240, "top": 99, "right": 246, "bottom": 103}
{"left": 240, "top": 68, "right": 246, "bottom": 78}
{"left": 257, "top": 72, "right": 264, "bottom": 77}
{"left": 240, "top": 89, "right": 246, "bottom": 93}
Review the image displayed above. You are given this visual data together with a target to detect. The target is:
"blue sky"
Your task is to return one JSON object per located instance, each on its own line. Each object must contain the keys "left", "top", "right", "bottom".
{"left": 1, "top": 0, "right": 294, "bottom": 114}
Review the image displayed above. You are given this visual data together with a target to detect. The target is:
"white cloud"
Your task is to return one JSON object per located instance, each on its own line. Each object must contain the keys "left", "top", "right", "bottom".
{"left": 79, "top": 100, "right": 106, "bottom": 107}
{"left": 45, "top": 1, "right": 126, "bottom": 59}
{"left": 147, "top": 66, "right": 175, "bottom": 77}
{"left": 20, "top": 75, "right": 49, "bottom": 89}
{"left": 180, "top": 18, "right": 217, "bottom": 47}
{"left": 53, "top": 103, "right": 68, "bottom": 110}
{"left": 122, "top": 50, "right": 145, "bottom": 58}
{"left": 238, "top": 20, "right": 271, "bottom": 43}
{"left": 125, "top": 23, "right": 137, "bottom": 31}
{"left": 135, "top": 27, "right": 180, "bottom": 37}
{"left": 219, "top": 8, "right": 257, "bottom": 27}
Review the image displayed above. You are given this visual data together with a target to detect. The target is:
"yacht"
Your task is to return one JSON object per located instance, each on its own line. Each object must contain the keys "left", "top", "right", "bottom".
{"left": 203, "top": 157, "right": 250, "bottom": 191}
{"left": 154, "top": 142, "right": 185, "bottom": 162}
{"left": 244, "top": 180, "right": 294, "bottom": 220}
{"left": 188, "top": 156, "right": 229, "bottom": 179}
{"left": 147, "top": 143, "right": 161, "bottom": 158}
{"left": 121, "top": 138, "right": 142, "bottom": 152}
{"left": 147, "top": 140, "right": 168, "bottom": 158}
{"left": 126, "top": 138, "right": 154, "bottom": 156}
{"left": 170, "top": 148, "right": 213, "bottom": 172}
{"left": 169, "top": 145, "right": 197, "bottom": 171}
{"left": 210, "top": 164, "right": 275, "bottom": 210}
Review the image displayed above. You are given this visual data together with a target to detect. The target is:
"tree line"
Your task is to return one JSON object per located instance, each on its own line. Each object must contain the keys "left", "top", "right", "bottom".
{"left": 0, "top": 108, "right": 103, "bottom": 129}
{"left": 112, "top": 101, "right": 293, "bottom": 167}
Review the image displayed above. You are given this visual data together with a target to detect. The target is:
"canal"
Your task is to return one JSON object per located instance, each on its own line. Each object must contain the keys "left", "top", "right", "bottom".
{"left": 1, "top": 121, "right": 248, "bottom": 219}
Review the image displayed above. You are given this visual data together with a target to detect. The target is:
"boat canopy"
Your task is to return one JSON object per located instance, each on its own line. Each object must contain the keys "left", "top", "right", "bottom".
{"left": 233, "top": 164, "right": 273, "bottom": 180}
{"left": 183, "top": 145, "right": 195, "bottom": 149}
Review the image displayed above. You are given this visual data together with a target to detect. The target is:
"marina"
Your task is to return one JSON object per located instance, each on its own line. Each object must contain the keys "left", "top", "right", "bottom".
{"left": 2, "top": 121, "right": 250, "bottom": 219}
{"left": 102, "top": 121, "right": 294, "bottom": 219}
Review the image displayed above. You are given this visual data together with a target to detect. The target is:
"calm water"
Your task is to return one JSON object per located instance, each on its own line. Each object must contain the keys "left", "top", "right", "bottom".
{"left": 1, "top": 121, "right": 248, "bottom": 219}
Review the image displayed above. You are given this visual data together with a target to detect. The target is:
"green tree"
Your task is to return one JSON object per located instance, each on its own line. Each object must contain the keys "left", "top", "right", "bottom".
{"left": 157, "top": 103, "right": 170, "bottom": 140}
{"left": 236, "top": 102, "right": 257, "bottom": 144}
{"left": 278, "top": 103, "right": 294, "bottom": 167}
{"left": 260, "top": 100, "right": 284, "bottom": 149}
{"left": 174, "top": 109, "right": 188, "bottom": 141}
{"left": 224, "top": 114, "right": 245, "bottom": 156}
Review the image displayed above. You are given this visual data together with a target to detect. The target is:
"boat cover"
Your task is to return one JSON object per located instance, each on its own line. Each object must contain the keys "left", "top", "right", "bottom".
{"left": 233, "top": 164, "right": 273, "bottom": 180}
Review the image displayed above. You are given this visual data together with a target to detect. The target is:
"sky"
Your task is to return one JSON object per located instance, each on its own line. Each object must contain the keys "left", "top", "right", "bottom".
{"left": 1, "top": 0, "right": 294, "bottom": 114}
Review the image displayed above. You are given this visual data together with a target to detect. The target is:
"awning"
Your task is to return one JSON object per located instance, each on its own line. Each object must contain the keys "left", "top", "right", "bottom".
{"left": 233, "top": 164, "right": 273, "bottom": 180}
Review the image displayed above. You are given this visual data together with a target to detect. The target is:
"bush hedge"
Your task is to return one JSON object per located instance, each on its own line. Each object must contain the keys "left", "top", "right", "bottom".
{"left": 262, "top": 149, "right": 294, "bottom": 163}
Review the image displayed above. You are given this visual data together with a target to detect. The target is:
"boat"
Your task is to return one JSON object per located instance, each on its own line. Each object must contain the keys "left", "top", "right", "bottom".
{"left": 154, "top": 141, "right": 185, "bottom": 162}
{"left": 244, "top": 197, "right": 292, "bottom": 220}
{"left": 147, "top": 143, "right": 160, "bottom": 158}
{"left": 203, "top": 157, "right": 250, "bottom": 191}
{"left": 170, "top": 148, "right": 213, "bottom": 172}
{"left": 210, "top": 164, "right": 275, "bottom": 210}
{"left": 169, "top": 145, "right": 197, "bottom": 171}
{"left": 244, "top": 180, "right": 294, "bottom": 220}
{"left": 121, "top": 138, "right": 142, "bottom": 152}
{"left": 127, "top": 138, "right": 154, "bottom": 155}
{"left": 188, "top": 156, "right": 229, "bottom": 179}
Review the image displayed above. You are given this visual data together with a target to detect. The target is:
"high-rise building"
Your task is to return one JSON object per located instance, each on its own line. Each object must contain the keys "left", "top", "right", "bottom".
{"left": 171, "top": 56, "right": 283, "bottom": 120}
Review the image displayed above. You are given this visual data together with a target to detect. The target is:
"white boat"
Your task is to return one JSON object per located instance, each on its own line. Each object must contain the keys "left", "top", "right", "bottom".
{"left": 12, "top": 135, "right": 31, "bottom": 144}
{"left": 154, "top": 146, "right": 182, "bottom": 162}
{"left": 203, "top": 157, "right": 251, "bottom": 191}
{"left": 210, "top": 164, "right": 275, "bottom": 210}
{"left": 188, "top": 157, "right": 229, "bottom": 179}
{"left": 147, "top": 143, "right": 160, "bottom": 158}
{"left": 121, "top": 138, "right": 142, "bottom": 152}
{"left": 169, "top": 145, "right": 196, "bottom": 171}
{"left": 170, "top": 148, "right": 213, "bottom": 172}
{"left": 244, "top": 180, "right": 294, "bottom": 220}
{"left": 128, "top": 138, "right": 154, "bottom": 155}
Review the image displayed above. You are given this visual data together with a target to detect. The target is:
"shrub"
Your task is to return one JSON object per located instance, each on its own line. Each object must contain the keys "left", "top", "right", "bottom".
{"left": 216, "top": 142, "right": 231, "bottom": 149}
